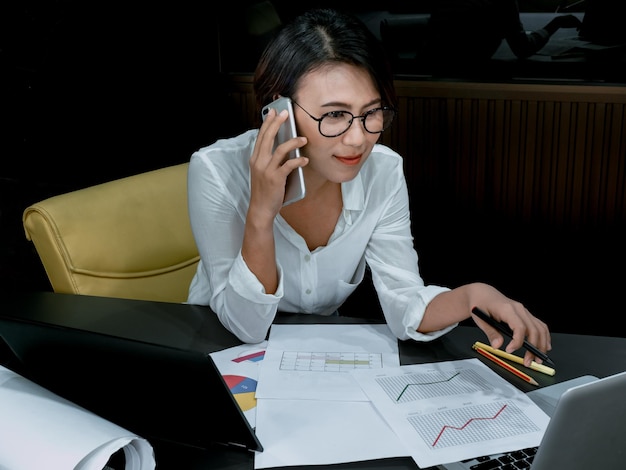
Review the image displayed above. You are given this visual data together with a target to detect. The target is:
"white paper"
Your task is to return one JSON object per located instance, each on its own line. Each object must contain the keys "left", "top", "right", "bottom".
{"left": 253, "top": 323, "right": 407, "bottom": 469}
{"left": 256, "top": 324, "right": 400, "bottom": 401}
{"left": 0, "top": 365, "right": 155, "bottom": 470}
{"left": 253, "top": 399, "right": 408, "bottom": 469}
{"left": 351, "top": 358, "right": 551, "bottom": 468}
{"left": 210, "top": 341, "right": 268, "bottom": 428}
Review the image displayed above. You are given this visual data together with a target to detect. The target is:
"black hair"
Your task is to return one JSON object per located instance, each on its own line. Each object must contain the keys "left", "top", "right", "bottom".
{"left": 253, "top": 8, "right": 396, "bottom": 122}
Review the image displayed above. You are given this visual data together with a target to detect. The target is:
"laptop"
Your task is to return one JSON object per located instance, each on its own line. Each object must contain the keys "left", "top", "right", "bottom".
{"left": 0, "top": 314, "right": 263, "bottom": 453}
{"left": 439, "top": 371, "right": 626, "bottom": 470}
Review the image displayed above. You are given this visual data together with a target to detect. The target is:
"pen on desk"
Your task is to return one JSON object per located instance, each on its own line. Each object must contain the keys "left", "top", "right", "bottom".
{"left": 471, "top": 307, "right": 555, "bottom": 368}
{"left": 473, "top": 341, "right": 556, "bottom": 376}
{"left": 473, "top": 344, "right": 539, "bottom": 386}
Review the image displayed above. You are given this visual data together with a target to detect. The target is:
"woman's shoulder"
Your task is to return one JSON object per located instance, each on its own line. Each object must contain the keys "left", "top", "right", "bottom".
{"left": 355, "top": 144, "right": 406, "bottom": 190}
{"left": 189, "top": 129, "right": 258, "bottom": 181}
{"left": 193, "top": 129, "right": 258, "bottom": 158}
{"left": 367, "top": 144, "right": 404, "bottom": 170}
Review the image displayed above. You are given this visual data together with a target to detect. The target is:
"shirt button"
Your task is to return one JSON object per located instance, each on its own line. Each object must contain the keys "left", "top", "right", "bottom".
{"left": 305, "top": 289, "right": 312, "bottom": 295}
{"left": 304, "top": 254, "right": 311, "bottom": 262}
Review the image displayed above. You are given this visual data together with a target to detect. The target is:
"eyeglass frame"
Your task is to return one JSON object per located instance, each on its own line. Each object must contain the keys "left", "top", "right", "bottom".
{"left": 290, "top": 99, "right": 396, "bottom": 138}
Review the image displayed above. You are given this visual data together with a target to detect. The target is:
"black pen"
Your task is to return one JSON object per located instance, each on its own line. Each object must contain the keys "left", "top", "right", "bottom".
{"left": 471, "top": 307, "right": 555, "bottom": 368}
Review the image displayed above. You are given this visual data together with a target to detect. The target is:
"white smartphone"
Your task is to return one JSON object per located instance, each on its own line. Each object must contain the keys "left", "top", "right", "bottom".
{"left": 261, "top": 96, "right": 306, "bottom": 206}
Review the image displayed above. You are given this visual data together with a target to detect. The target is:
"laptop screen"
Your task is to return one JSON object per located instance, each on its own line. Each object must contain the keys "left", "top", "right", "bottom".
{"left": 0, "top": 314, "right": 263, "bottom": 453}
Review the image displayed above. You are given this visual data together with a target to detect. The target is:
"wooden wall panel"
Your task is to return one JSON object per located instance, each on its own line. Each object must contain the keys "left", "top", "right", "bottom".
{"left": 389, "top": 81, "right": 626, "bottom": 230}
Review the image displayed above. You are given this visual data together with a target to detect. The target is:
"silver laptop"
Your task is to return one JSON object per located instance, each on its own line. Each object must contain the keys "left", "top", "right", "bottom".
{"left": 440, "top": 371, "right": 626, "bottom": 470}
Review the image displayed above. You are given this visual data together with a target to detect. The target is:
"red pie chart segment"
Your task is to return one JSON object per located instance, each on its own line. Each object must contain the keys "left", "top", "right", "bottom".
{"left": 223, "top": 374, "right": 257, "bottom": 411}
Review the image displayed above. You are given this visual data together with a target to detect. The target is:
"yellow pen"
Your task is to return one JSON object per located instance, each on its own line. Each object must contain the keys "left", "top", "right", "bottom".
{"left": 473, "top": 341, "right": 556, "bottom": 376}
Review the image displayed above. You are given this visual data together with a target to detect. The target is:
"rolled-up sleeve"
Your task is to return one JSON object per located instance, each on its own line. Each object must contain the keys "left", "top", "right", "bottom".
{"left": 362, "top": 147, "right": 456, "bottom": 341}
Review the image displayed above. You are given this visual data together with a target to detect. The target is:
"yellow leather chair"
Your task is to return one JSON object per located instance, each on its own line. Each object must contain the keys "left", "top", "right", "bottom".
{"left": 22, "top": 163, "right": 200, "bottom": 303}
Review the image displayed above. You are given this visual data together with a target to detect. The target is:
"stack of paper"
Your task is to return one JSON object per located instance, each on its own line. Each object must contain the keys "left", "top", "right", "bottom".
{"left": 210, "top": 324, "right": 551, "bottom": 469}
{"left": 0, "top": 365, "right": 155, "bottom": 470}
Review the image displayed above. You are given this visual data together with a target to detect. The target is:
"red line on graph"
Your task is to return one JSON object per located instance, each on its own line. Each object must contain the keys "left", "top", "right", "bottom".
{"left": 431, "top": 404, "right": 508, "bottom": 446}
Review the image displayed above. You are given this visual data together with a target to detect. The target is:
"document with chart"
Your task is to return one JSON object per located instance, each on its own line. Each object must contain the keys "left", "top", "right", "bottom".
{"left": 210, "top": 341, "right": 267, "bottom": 428}
{"left": 351, "top": 359, "right": 550, "bottom": 468}
{"left": 255, "top": 323, "right": 400, "bottom": 401}
{"left": 253, "top": 324, "right": 406, "bottom": 469}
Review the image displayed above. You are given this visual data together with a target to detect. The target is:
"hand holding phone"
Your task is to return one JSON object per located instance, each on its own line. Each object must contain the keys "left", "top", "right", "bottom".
{"left": 261, "top": 97, "right": 306, "bottom": 206}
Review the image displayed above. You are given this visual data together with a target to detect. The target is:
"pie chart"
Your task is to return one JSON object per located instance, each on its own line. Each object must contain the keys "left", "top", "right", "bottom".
{"left": 223, "top": 374, "right": 257, "bottom": 411}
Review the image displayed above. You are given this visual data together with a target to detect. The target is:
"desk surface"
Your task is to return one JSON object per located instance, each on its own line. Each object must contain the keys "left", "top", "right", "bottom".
{"left": 4, "top": 292, "right": 626, "bottom": 470}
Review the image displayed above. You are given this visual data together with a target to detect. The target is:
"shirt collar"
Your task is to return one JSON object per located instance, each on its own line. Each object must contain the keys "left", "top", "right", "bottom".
{"left": 341, "top": 172, "right": 365, "bottom": 225}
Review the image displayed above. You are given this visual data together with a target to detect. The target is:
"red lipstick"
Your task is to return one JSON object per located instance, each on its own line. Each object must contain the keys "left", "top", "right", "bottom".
{"left": 335, "top": 155, "right": 362, "bottom": 166}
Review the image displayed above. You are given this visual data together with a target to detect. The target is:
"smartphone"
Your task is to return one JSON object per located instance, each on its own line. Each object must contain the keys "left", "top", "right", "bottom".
{"left": 261, "top": 96, "right": 306, "bottom": 206}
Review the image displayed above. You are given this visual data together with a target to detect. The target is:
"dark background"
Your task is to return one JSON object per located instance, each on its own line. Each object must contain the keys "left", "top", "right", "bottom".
{"left": 2, "top": 1, "right": 624, "bottom": 337}
{"left": 1, "top": 1, "right": 240, "bottom": 295}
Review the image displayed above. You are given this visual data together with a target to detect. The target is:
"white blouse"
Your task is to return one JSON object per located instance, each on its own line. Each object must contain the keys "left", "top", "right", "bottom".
{"left": 187, "top": 129, "right": 455, "bottom": 343}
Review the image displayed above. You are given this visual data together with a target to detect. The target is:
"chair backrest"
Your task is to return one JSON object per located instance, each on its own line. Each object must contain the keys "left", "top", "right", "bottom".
{"left": 23, "top": 163, "right": 200, "bottom": 303}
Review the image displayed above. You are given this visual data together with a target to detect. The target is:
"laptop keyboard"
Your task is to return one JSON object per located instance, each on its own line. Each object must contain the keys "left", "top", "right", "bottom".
{"left": 463, "top": 446, "right": 537, "bottom": 469}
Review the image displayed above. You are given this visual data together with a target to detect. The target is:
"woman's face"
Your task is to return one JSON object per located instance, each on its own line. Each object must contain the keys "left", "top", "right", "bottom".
{"left": 292, "top": 63, "right": 383, "bottom": 186}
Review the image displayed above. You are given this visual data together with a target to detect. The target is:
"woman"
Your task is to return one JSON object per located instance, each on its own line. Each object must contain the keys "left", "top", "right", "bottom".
{"left": 187, "top": 8, "right": 550, "bottom": 367}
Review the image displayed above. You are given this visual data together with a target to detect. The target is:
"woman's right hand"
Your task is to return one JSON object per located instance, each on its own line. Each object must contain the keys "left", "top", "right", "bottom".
{"left": 248, "top": 108, "right": 308, "bottom": 222}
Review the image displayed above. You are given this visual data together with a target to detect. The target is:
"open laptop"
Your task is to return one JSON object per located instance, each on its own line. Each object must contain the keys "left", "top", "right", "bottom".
{"left": 0, "top": 314, "right": 263, "bottom": 453}
{"left": 439, "top": 371, "right": 626, "bottom": 470}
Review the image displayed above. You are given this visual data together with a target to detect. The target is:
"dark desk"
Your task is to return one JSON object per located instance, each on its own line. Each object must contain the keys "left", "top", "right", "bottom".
{"left": 4, "top": 292, "right": 626, "bottom": 470}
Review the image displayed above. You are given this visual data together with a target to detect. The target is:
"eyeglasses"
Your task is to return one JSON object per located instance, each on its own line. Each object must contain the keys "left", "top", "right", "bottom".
{"left": 291, "top": 100, "right": 396, "bottom": 138}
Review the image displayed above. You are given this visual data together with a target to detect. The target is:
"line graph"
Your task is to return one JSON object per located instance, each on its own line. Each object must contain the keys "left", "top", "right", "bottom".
{"left": 395, "top": 372, "right": 461, "bottom": 401}
{"left": 409, "top": 401, "right": 540, "bottom": 448}
{"left": 351, "top": 359, "right": 550, "bottom": 468}
{"left": 376, "top": 369, "right": 491, "bottom": 403}
{"left": 431, "top": 403, "right": 507, "bottom": 446}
